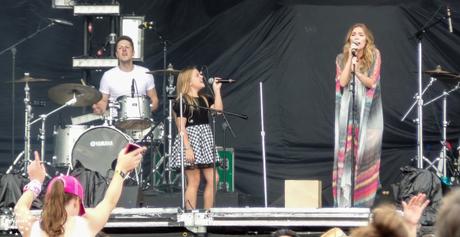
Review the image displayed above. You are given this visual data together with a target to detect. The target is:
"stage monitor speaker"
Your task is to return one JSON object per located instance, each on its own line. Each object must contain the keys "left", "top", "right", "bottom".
{"left": 216, "top": 147, "right": 234, "bottom": 192}
{"left": 284, "top": 180, "right": 321, "bottom": 208}
{"left": 117, "top": 185, "right": 141, "bottom": 208}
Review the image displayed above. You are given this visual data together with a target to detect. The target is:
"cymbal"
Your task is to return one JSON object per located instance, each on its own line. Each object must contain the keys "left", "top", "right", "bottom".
{"left": 5, "top": 76, "right": 51, "bottom": 83}
{"left": 48, "top": 83, "right": 102, "bottom": 107}
{"left": 146, "top": 68, "right": 180, "bottom": 75}
{"left": 424, "top": 65, "right": 457, "bottom": 79}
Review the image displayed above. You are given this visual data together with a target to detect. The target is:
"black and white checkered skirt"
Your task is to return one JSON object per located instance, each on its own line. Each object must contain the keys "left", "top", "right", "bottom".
{"left": 170, "top": 124, "right": 219, "bottom": 169}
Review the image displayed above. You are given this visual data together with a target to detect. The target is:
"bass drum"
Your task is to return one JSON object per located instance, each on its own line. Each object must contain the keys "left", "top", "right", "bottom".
{"left": 71, "top": 126, "right": 132, "bottom": 177}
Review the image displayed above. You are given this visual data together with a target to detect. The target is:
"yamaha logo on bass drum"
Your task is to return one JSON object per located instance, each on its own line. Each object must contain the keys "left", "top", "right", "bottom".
{"left": 90, "top": 141, "right": 114, "bottom": 147}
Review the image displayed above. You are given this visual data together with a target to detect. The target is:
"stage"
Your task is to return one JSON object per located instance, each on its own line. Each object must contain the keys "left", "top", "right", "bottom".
{"left": 0, "top": 207, "right": 370, "bottom": 236}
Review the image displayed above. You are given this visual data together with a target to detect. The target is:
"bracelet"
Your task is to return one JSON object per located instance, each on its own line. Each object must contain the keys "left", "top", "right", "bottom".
{"left": 115, "top": 169, "right": 127, "bottom": 179}
{"left": 23, "top": 180, "right": 42, "bottom": 199}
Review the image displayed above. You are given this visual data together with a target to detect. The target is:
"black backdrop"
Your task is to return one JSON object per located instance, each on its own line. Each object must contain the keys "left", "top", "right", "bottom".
{"left": 0, "top": 0, "right": 459, "bottom": 206}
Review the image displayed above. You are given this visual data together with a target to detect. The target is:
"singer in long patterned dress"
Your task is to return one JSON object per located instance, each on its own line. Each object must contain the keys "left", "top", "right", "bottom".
{"left": 333, "top": 23, "right": 383, "bottom": 208}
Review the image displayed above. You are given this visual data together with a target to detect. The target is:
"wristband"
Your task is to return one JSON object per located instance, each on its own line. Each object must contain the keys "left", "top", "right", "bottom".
{"left": 115, "top": 169, "right": 127, "bottom": 179}
{"left": 23, "top": 180, "right": 42, "bottom": 199}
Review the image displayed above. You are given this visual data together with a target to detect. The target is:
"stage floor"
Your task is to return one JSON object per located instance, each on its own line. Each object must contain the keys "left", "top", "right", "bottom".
{"left": 1, "top": 207, "right": 370, "bottom": 236}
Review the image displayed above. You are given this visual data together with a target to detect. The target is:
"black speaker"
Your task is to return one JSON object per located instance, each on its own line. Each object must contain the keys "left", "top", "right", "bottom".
{"left": 117, "top": 185, "right": 141, "bottom": 208}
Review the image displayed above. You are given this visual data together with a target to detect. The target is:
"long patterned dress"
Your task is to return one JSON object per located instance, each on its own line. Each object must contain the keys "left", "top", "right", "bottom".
{"left": 332, "top": 49, "right": 383, "bottom": 208}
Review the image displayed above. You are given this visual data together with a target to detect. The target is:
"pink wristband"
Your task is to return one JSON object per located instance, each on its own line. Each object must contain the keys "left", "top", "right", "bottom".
{"left": 23, "top": 180, "right": 42, "bottom": 198}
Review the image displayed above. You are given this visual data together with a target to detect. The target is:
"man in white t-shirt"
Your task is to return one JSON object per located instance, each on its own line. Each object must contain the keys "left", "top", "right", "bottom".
{"left": 92, "top": 35, "right": 159, "bottom": 114}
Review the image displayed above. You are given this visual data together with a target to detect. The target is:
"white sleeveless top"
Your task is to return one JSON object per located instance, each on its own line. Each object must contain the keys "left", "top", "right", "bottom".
{"left": 30, "top": 216, "right": 92, "bottom": 237}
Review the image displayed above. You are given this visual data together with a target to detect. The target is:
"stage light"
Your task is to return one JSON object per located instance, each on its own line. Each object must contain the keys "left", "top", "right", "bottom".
{"left": 51, "top": 0, "right": 75, "bottom": 9}
{"left": 73, "top": 4, "right": 120, "bottom": 15}
{"left": 121, "top": 16, "right": 145, "bottom": 61}
{"left": 72, "top": 58, "right": 118, "bottom": 68}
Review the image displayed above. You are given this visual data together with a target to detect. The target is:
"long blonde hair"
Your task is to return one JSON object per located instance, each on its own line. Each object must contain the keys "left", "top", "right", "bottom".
{"left": 342, "top": 23, "right": 377, "bottom": 73}
{"left": 175, "top": 66, "right": 208, "bottom": 115}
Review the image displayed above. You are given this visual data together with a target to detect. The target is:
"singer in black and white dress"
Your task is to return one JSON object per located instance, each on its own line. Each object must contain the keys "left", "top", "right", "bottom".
{"left": 171, "top": 66, "right": 223, "bottom": 210}
{"left": 92, "top": 35, "right": 159, "bottom": 115}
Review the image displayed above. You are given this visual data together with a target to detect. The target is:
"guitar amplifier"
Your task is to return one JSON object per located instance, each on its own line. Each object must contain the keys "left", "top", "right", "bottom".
{"left": 216, "top": 147, "right": 234, "bottom": 192}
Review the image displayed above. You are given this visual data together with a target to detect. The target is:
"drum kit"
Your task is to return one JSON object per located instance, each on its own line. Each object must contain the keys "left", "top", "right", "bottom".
{"left": 402, "top": 65, "right": 460, "bottom": 185}
{"left": 7, "top": 69, "right": 182, "bottom": 187}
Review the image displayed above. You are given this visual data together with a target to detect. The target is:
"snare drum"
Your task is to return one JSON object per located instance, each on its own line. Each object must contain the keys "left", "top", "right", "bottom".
{"left": 125, "top": 122, "right": 165, "bottom": 143}
{"left": 52, "top": 125, "right": 88, "bottom": 167}
{"left": 116, "top": 96, "right": 152, "bottom": 130}
{"left": 71, "top": 126, "right": 132, "bottom": 177}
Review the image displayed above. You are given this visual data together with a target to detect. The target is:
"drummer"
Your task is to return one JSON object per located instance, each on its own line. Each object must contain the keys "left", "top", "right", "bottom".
{"left": 92, "top": 35, "right": 159, "bottom": 115}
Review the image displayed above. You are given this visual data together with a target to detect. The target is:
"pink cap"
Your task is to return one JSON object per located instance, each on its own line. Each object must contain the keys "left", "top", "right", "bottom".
{"left": 47, "top": 175, "right": 86, "bottom": 216}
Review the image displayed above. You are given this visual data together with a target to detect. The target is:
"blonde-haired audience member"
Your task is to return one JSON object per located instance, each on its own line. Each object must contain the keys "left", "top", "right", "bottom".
{"left": 351, "top": 193, "right": 429, "bottom": 237}
{"left": 435, "top": 188, "right": 460, "bottom": 237}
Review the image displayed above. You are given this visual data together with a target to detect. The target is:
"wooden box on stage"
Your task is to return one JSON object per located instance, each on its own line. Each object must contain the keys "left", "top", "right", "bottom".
{"left": 284, "top": 180, "right": 322, "bottom": 208}
{"left": 216, "top": 147, "right": 235, "bottom": 192}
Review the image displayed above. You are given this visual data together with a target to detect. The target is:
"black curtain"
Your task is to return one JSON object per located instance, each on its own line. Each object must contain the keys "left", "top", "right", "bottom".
{"left": 0, "top": 0, "right": 459, "bottom": 206}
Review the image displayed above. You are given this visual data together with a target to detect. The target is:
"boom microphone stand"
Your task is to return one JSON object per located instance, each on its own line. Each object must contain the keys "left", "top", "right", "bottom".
{"left": 180, "top": 101, "right": 247, "bottom": 208}
{"left": 411, "top": 4, "right": 452, "bottom": 168}
{"left": 0, "top": 21, "right": 58, "bottom": 166}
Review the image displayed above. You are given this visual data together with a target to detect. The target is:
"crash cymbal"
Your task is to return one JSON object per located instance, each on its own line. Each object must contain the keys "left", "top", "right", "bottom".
{"left": 424, "top": 65, "right": 457, "bottom": 79}
{"left": 5, "top": 76, "right": 51, "bottom": 83}
{"left": 48, "top": 83, "right": 102, "bottom": 107}
{"left": 146, "top": 68, "right": 181, "bottom": 75}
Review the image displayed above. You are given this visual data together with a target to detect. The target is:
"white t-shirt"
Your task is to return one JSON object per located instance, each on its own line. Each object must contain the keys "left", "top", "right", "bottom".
{"left": 30, "top": 216, "right": 92, "bottom": 237}
{"left": 99, "top": 65, "right": 155, "bottom": 101}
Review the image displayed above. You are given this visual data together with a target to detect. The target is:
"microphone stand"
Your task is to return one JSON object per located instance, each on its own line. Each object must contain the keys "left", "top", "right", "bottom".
{"left": 182, "top": 102, "right": 248, "bottom": 207}
{"left": 410, "top": 4, "right": 451, "bottom": 168}
{"left": 349, "top": 57, "right": 357, "bottom": 207}
{"left": 153, "top": 27, "right": 175, "bottom": 188}
{"left": 0, "top": 21, "right": 57, "bottom": 167}
{"left": 203, "top": 78, "right": 237, "bottom": 195}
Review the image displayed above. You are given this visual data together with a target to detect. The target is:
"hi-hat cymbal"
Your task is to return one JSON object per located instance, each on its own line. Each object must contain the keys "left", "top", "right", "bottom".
{"left": 5, "top": 76, "right": 51, "bottom": 83}
{"left": 48, "top": 83, "right": 102, "bottom": 107}
{"left": 146, "top": 68, "right": 181, "bottom": 76}
{"left": 424, "top": 65, "right": 457, "bottom": 79}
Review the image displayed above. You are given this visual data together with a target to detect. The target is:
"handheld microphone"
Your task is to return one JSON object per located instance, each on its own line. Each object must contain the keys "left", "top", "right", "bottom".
{"left": 447, "top": 6, "right": 453, "bottom": 33}
{"left": 138, "top": 21, "right": 154, "bottom": 29}
{"left": 208, "top": 77, "right": 235, "bottom": 84}
{"left": 131, "top": 79, "right": 135, "bottom": 98}
{"left": 351, "top": 41, "right": 360, "bottom": 56}
{"left": 48, "top": 18, "right": 74, "bottom": 27}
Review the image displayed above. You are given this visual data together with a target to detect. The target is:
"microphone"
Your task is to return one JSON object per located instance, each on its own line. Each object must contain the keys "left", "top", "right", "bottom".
{"left": 351, "top": 41, "right": 360, "bottom": 56}
{"left": 208, "top": 77, "right": 235, "bottom": 84}
{"left": 138, "top": 21, "right": 154, "bottom": 29}
{"left": 48, "top": 18, "right": 74, "bottom": 27}
{"left": 447, "top": 6, "right": 453, "bottom": 33}
{"left": 131, "top": 79, "right": 135, "bottom": 98}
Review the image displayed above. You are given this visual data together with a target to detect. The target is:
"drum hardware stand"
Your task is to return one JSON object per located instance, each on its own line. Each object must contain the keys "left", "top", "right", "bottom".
{"left": 136, "top": 115, "right": 167, "bottom": 190}
{"left": 23, "top": 78, "right": 33, "bottom": 173}
{"left": 104, "top": 101, "right": 119, "bottom": 126}
{"left": 401, "top": 77, "right": 436, "bottom": 122}
{"left": 0, "top": 21, "right": 58, "bottom": 162}
{"left": 401, "top": 78, "right": 437, "bottom": 168}
{"left": 165, "top": 64, "right": 177, "bottom": 186}
{"left": 411, "top": 4, "right": 452, "bottom": 168}
{"left": 29, "top": 95, "right": 78, "bottom": 165}
{"left": 6, "top": 151, "right": 24, "bottom": 175}
{"left": 423, "top": 82, "right": 460, "bottom": 185}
